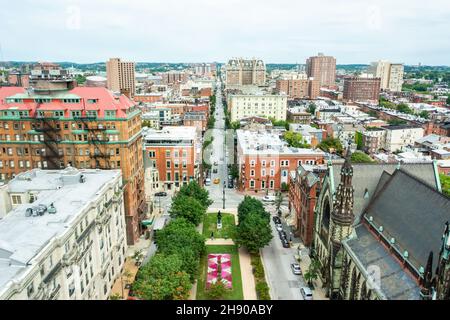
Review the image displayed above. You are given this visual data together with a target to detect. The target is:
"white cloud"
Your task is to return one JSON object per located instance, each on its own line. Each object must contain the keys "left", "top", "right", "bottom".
{"left": 0, "top": 0, "right": 449, "bottom": 64}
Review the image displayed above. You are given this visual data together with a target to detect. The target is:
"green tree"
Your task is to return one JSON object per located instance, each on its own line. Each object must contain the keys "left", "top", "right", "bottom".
{"left": 235, "top": 211, "right": 273, "bottom": 253}
{"left": 155, "top": 218, "right": 206, "bottom": 280}
{"left": 275, "top": 192, "right": 283, "bottom": 213}
{"left": 237, "top": 196, "right": 269, "bottom": 223}
{"left": 133, "top": 254, "right": 192, "bottom": 300}
{"left": 446, "top": 95, "right": 450, "bottom": 105}
{"left": 170, "top": 195, "right": 206, "bottom": 226}
{"left": 351, "top": 151, "right": 373, "bottom": 163}
{"left": 388, "top": 119, "right": 407, "bottom": 126}
{"left": 177, "top": 181, "right": 213, "bottom": 208}
{"left": 283, "top": 131, "right": 311, "bottom": 148}
{"left": 419, "top": 110, "right": 430, "bottom": 119}
{"left": 355, "top": 131, "right": 363, "bottom": 150}
{"left": 396, "top": 103, "right": 414, "bottom": 114}
{"left": 230, "top": 121, "right": 241, "bottom": 130}
{"left": 440, "top": 174, "right": 450, "bottom": 197}
{"left": 228, "top": 164, "right": 239, "bottom": 180}
{"left": 207, "top": 281, "right": 228, "bottom": 300}
{"left": 307, "top": 103, "right": 316, "bottom": 115}
{"left": 268, "top": 117, "right": 290, "bottom": 130}
{"left": 317, "top": 138, "right": 343, "bottom": 154}
{"left": 304, "top": 258, "right": 321, "bottom": 287}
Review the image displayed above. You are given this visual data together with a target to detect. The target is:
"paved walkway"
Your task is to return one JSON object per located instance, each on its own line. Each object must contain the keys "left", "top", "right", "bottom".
{"left": 205, "top": 238, "right": 235, "bottom": 245}
{"left": 239, "top": 247, "right": 257, "bottom": 300}
{"left": 110, "top": 258, "right": 140, "bottom": 299}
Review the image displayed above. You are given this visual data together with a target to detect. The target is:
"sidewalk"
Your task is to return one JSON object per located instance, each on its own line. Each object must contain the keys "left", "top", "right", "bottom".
{"left": 238, "top": 247, "right": 257, "bottom": 300}
{"left": 296, "top": 251, "right": 328, "bottom": 300}
{"left": 110, "top": 258, "right": 140, "bottom": 299}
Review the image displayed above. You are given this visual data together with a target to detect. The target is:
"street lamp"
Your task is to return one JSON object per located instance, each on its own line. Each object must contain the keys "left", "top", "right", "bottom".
{"left": 222, "top": 187, "right": 226, "bottom": 209}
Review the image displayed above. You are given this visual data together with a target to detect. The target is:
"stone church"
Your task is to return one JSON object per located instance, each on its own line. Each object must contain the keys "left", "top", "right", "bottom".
{"left": 313, "top": 151, "right": 450, "bottom": 300}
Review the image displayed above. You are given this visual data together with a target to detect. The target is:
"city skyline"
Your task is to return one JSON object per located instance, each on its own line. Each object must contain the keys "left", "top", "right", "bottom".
{"left": 1, "top": 0, "right": 450, "bottom": 65}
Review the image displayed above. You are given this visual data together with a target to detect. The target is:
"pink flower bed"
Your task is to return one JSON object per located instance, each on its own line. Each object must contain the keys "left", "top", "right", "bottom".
{"left": 206, "top": 254, "right": 232, "bottom": 289}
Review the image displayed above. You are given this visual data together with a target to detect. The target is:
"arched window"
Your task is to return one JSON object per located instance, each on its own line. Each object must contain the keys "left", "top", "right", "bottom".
{"left": 322, "top": 197, "right": 331, "bottom": 230}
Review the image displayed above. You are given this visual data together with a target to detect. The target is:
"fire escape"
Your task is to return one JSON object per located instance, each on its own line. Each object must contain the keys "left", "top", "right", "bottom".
{"left": 34, "top": 110, "right": 63, "bottom": 169}
{"left": 78, "top": 116, "right": 111, "bottom": 169}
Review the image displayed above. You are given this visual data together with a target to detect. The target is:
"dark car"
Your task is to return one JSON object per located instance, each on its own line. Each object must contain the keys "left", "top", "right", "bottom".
{"left": 281, "top": 239, "right": 290, "bottom": 248}
{"left": 154, "top": 192, "right": 167, "bottom": 197}
{"left": 279, "top": 230, "right": 287, "bottom": 239}
{"left": 213, "top": 168, "right": 218, "bottom": 174}
{"left": 273, "top": 216, "right": 281, "bottom": 224}
{"left": 228, "top": 180, "right": 234, "bottom": 188}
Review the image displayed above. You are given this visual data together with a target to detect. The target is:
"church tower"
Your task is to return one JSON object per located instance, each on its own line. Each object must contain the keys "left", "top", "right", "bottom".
{"left": 435, "top": 221, "right": 450, "bottom": 300}
{"left": 328, "top": 148, "right": 355, "bottom": 299}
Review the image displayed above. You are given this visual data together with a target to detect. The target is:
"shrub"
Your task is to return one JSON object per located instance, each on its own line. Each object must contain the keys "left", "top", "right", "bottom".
{"left": 255, "top": 282, "right": 271, "bottom": 300}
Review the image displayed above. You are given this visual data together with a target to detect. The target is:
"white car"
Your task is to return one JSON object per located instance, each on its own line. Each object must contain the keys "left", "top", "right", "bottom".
{"left": 291, "top": 263, "right": 302, "bottom": 275}
{"left": 276, "top": 224, "right": 283, "bottom": 232}
{"left": 205, "top": 178, "right": 211, "bottom": 186}
{"left": 300, "top": 287, "right": 313, "bottom": 300}
{"left": 262, "top": 195, "right": 276, "bottom": 202}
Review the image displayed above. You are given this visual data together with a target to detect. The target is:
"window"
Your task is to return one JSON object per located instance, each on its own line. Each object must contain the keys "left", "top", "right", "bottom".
{"left": 174, "top": 161, "right": 179, "bottom": 169}
{"left": 250, "top": 160, "right": 256, "bottom": 167}
{"left": 261, "top": 169, "right": 266, "bottom": 176}
{"left": 166, "top": 161, "right": 171, "bottom": 168}
{"left": 166, "top": 172, "right": 171, "bottom": 181}
{"left": 27, "top": 283, "right": 34, "bottom": 297}
{"left": 165, "top": 150, "right": 171, "bottom": 158}
{"left": 250, "top": 169, "right": 255, "bottom": 176}
{"left": 148, "top": 151, "right": 156, "bottom": 158}
{"left": 182, "top": 150, "right": 187, "bottom": 158}
{"left": 270, "top": 180, "right": 274, "bottom": 189}
{"left": 270, "top": 169, "right": 275, "bottom": 177}
{"left": 69, "top": 282, "right": 75, "bottom": 296}
{"left": 250, "top": 180, "right": 255, "bottom": 188}
{"left": 270, "top": 160, "right": 275, "bottom": 167}
{"left": 298, "top": 160, "right": 302, "bottom": 166}
{"left": 182, "top": 160, "right": 187, "bottom": 168}
{"left": 261, "top": 160, "right": 266, "bottom": 167}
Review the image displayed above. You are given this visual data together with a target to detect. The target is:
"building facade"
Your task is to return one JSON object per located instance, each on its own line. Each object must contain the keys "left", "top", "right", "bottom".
{"left": 0, "top": 86, "right": 145, "bottom": 245}
{"left": 306, "top": 53, "right": 336, "bottom": 87}
{"left": 106, "top": 58, "right": 136, "bottom": 98}
{"left": 225, "top": 58, "right": 266, "bottom": 86}
{"left": 0, "top": 167, "right": 127, "bottom": 300}
{"left": 228, "top": 94, "right": 288, "bottom": 122}
{"left": 236, "top": 130, "right": 325, "bottom": 192}
{"left": 343, "top": 77, "right": 381, "bottom": 102}
{"left": 313, "top": 158, "right": 450, "bottom": 300}
{"left": 276, "top": 79, "right": 320, "bottom": 100}
{"left": 369, "top": 61, "right": 404, "bottom": 92}
{"left": 143, "top": 126, "right": 201, "bottom": 192}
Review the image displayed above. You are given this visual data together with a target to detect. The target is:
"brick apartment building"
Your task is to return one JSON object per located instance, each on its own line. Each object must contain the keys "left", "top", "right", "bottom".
{"left": 0, "top": 83, "right": 145, "bottom": 245}
{"left": 275, "top": 79, "right": 320, "bottom": 99}
{"left": 288, "top": 164, "right": 327, "bottom": 246}
{"left": 306, "top": 53, "right": 336, "bottom": 87}
{"left": 236, "top": 130, "right": 325, "bottom": 192}
{"left": 343, "top": 77, "right": 381, "bottom": 102}
{"left": 143, "top": 126, "right": 201, "bottom": 192}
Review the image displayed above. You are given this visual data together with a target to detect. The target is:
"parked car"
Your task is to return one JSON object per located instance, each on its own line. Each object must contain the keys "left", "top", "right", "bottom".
{"left": 228, "top": 180, "right": 234, "bottom": 188}
{"left": 214, "top": 161, "right": 218, "bottom": 166}
{"left": 281, "top": 238, "right": 290, "bottom": 248}
{"left": 279, "top": 230, "right": 287, "bottom": 239}
{"left": 272, "top": 216, "right": 281, "bottom": 224}
{"left": 213, "top": 168, "right": 218, "bottom": 174}
{"left": 262, "top": 195, "right": 276, "bottom": 202}
{"left": 154, "top": 192, "right": 167, "bottom": 197}
{"left": 291, "top": 263, "right": 302, "bottom": 275}
{"left": 205, "top": 178, "right": 211, "bottom": 186}
{"left": 300, "top": 287, "right": 313, "bottom": 300}
{"left": 276, "top": 224, "right": 283, "bottom": 232}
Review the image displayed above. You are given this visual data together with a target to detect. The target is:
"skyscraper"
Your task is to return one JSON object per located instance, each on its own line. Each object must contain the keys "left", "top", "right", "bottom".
{"left": 306, "top": 53, "right": 336, "bottom": 87}
{"left": 369, "top": 60, "right": 404, "bottom": 92}
{"left": 106, "top": 58, "right": 136, "bottom": 98}
{"left": 225, "top": 58, "right": 266, "bottom": 86}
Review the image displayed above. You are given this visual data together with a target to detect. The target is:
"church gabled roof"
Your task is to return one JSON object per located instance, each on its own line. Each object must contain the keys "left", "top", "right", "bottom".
{"left": 330, "top": 163, "right": 439, "bottom": 225}
{"left": 363, "top": 169, "right": 450, "bottom": 271}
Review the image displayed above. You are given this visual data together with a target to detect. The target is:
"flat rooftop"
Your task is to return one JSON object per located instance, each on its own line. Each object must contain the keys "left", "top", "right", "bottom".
{"left": 236, "top": 129, "right": 325, "bottom": 156}
{"left": 0, "top": 167, "right": 121, "bottom": 292}
{"left": 143, "top": 126, "right": 197, "bottom": 142}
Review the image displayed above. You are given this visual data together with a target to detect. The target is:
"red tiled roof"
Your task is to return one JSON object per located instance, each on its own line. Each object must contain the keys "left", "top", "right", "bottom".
{"left": 0, "top": 87, "right": 136, "bottom": 118}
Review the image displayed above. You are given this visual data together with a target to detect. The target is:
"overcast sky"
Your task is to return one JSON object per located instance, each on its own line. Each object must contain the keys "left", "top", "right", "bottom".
{"left": 1, "top": 0, "right": 450, "bottom": 65}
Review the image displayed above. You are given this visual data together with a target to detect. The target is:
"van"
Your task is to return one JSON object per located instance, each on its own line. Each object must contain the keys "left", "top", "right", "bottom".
{"left": 300, "top": 287, "right": 313, "bottom": 300}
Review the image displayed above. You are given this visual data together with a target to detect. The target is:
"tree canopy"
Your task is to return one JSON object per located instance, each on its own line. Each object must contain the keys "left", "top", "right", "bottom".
{"left": 283, "top": 131, "right": 311, "bottom": 148}
{"left": 317, "top": 137, "right": 343, "bottom": 154}
{"left": 440, "top": 174, "right": 450, "bottom": 197}
{"left": 237, "top": 196, "right": 269, "bottom": 223}
{"left": 155, "top": 218, "right": 206, "bottom": 280}
{"left": 133, "top": 254, "right": 192, "bottom": 300}
{"left": 177, "top": 181, "right": 212, "bottom": 208}
{"left": 169, "top": 195, "right": 206, "bottom": 226}
{"left": 235, "top": 211, "right": 273, "bottom": 253}
{"left": 351, "top": 151, "right": 373, "bottom": 163}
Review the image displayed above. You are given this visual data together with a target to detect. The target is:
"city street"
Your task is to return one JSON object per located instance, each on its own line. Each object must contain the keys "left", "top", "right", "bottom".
{"left": 261, "top": 212, "right": 306, "bottom": 300}
{"left": 205, "top": 80, "right": 244, "bottom": 209}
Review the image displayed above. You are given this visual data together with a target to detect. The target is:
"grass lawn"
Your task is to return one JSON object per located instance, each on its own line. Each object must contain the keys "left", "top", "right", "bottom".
{"left": 202, "top": 213, "right": 236, "bottom": 239}
{"left": 196, "top": 245, "right": 243, "bottom": 300}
